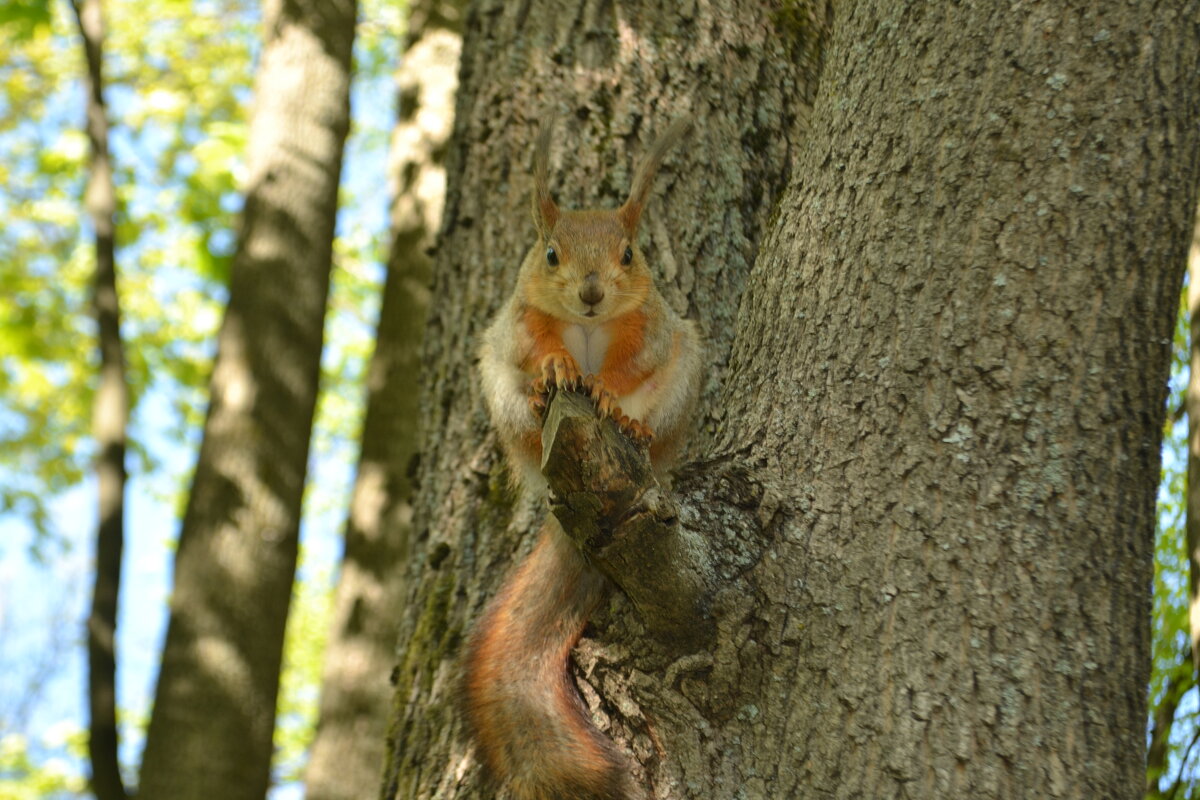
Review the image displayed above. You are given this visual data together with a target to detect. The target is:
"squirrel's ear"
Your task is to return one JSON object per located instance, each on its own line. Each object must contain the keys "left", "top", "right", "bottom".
{"left": 532, "top": 122, "right": 559, "bottom": 238}
{"left": 618, "top": 116, "right": 691, "bottom": 234}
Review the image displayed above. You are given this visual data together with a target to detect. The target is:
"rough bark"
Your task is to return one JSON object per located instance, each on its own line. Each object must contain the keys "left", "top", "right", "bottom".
{"left": 136, "top": 2, "right": 355, "bottom": 799}
{"left": 381, "top": 1, "right": 822, "bottom": 798}
{"left": 386, "top": 0, "right": 1200, "bottom": 798}
{"left": 71, "top": 0, "right": 129, "bottom": 797}
{"left": 303, "top": 2, "right": 462, "bottom": 798}
{"left": 701, "top": 1, "right": 1200, "bottom": 796}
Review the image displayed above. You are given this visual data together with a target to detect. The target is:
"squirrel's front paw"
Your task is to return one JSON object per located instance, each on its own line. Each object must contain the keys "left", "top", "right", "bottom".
{"left": 531, "top": 352, "right": 583, "bottom": 395}
{"left": 621, "top": 417, "right": 655, "bottom": 446}
{"left": 583, "top": 374, "right": 618, "bottom": 418}
{"left": 583, "top": 375, "right": 654, "bottom": 445}
{"left": 529, "top": 352, "right": 583, "bottom": 418}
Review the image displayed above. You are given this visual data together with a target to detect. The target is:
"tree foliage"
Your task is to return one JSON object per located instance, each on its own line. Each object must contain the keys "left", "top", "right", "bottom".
{"left": 0, "top": 724, "right": 88, "bottom": 800}
{"left": 0, "top": 0, "right": 91, "bottom": 547}
{"left": 1147, "top": 285, "right": 1200, "bottom": 800}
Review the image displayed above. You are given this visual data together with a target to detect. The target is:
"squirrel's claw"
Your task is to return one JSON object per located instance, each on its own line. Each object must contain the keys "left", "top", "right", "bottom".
{"left": 586, "top": 375, "right": 617, "bottom": 418}
{"left": 533, "top": 364, "right": 653, "bottom": 445}
{"left": 584, "top": 375, "right": 654, "bottom": 446}
{"left": 530, "top": 352, "right": 583, "bottom": 418}
{"left": 613, "top": 411, "right": 654, "bottom": 445}
{"left": 539, "top": 352, "right": 582, "bottom": 393}
{"left": 625, "top": 419, "right": 655, "bottom": 445}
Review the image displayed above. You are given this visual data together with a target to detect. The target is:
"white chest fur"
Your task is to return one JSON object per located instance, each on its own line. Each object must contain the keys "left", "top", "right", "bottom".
{"left": 561, "top": 323, "right": 612, "bottom": 376}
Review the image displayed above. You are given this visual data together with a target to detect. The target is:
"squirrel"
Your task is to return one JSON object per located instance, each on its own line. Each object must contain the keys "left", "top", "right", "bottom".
{"left": 464, "top": 118, "right": 702, "bottom": 800}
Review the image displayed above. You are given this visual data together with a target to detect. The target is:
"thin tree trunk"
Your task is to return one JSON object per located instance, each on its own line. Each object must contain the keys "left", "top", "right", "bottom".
{"left": 70, "top": 0, "right": 129, "bottom": 798}
{"left": 380, "top": 2, "right": 824, "bottom": 797}
{"left": 1189, "top": 201, "right": 1200, "bottom": 682}
{"left": 136, "top": 2, "right": 355, "bottom": 798}
{"left": 303, "top": 2, "right": 463, "bottom": 798}
{"left": 1146, "top": 645, "right": 1195, "bottom": 798}
{"left": 384, "top": 0, "right": 1200, "bottom": 798}
{"left": 1165, "top": 197, "right": 1200, "bottom": 799}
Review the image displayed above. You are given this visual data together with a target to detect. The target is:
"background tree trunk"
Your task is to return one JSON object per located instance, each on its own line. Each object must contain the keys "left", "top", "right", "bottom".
{"left": 1156, "top": 198, "right": 1200, "bottom": 798}
{"left": 1189, "top": 202, "right": 1200, "bottom": 681}
{"left": 380, "top": 1, "right": 824, "bottom": 797}
{"left": 384, "top": 1, "right": 1200, "bottom": 798}
{"left": 303, "top": 1, "right": 463, "bottom": 798}
{"left": 136, "top": 2, "right": 355, "bottom": 798}
{"left": 71, "top": 0, "right": 129, "bottom": 797}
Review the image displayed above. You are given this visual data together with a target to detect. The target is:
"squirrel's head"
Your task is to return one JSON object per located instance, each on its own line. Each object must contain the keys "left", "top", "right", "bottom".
{"left": 523, "top": 118, "right": 690, "bottom": 324}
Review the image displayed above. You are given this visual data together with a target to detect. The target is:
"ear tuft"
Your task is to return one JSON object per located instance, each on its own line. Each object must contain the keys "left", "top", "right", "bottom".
{"left": 532, "top": 121, "right": 559, "bottom": 237}
{"left": 618, "top": 116, "right": 692, "bottom": 234}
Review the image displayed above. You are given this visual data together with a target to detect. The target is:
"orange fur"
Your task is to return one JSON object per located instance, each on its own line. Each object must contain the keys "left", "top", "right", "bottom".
{"left": 464, "top": 522, "right": 627, "bottom": 800}
{"left": 519, "top": 306, "right": 570, "bottom": 373}
{"left": 602, "top": 312, "right": 654, "bottom": 394}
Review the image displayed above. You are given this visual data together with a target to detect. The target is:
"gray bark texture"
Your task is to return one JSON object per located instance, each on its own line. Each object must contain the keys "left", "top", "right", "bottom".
{"left": 303, "top": 1, "right": 463, "bottom": 798}
{"left": 136, "top": 1, "right": 355, "bottom": 798}
{"left": 383, "top": 1, "right": 1200, "bottom": 798}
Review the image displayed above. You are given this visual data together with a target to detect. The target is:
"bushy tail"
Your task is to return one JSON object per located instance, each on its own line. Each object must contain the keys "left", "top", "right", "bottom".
{"left": 464, "top": 518, "right": 627, "bottom": 800}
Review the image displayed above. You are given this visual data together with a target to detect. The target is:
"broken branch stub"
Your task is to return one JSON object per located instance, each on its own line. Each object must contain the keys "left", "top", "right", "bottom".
{"left": 540, "top": 389, "right": 714, "bottom": 644}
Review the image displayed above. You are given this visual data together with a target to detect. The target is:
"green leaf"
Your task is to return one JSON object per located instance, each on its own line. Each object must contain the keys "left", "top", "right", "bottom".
{"left": 0, "top": 0, "right": 51, "bottom": 40}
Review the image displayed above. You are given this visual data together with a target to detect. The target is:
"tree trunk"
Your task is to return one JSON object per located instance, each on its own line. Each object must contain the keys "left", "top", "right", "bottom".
{"left": 71, "top": 0, "right": 129, "bottom": 798}
{"left": 303, "top": 2, "right": 463, "bottom": 798}
{"left": 383, "top": 1, "right": 1200, "bottom": 798}
{"left": 700, "top": 1, "right": 1199, "bottom": 796}
{"left": 1188, "top": 202, "right": 1200, "bottom": 682}
{"left": 380, "top": 1, "right": 822, "bottom": 798}
{"left": 136, "top": 2, "right": 355, "bottom": 798}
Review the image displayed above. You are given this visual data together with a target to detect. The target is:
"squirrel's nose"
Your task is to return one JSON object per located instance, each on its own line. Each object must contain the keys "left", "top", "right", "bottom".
{"left": 579, "top": 273, "right": 604, "bottom": 307}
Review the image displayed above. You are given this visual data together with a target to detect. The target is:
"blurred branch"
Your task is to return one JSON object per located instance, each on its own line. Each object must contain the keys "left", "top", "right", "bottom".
{"left": 1188, "top": 197, "right": 1200, "bottom": 683}
{"left": 1148, "top": 643, "right": 1195, "bottom": 798}
{"left": 68, "top": 0, "right": 130, "bottom": 798}
{"left": 1166, "top": 718, "right": 1200, "bottom": 800}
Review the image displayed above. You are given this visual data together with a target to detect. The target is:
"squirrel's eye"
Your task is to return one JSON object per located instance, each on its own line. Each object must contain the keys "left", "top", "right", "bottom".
{"left": 546, "top": 247, "right": 559, "bottom": 268}
{"left": 621, "top": 246, "right": 633, "bottom": 266}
